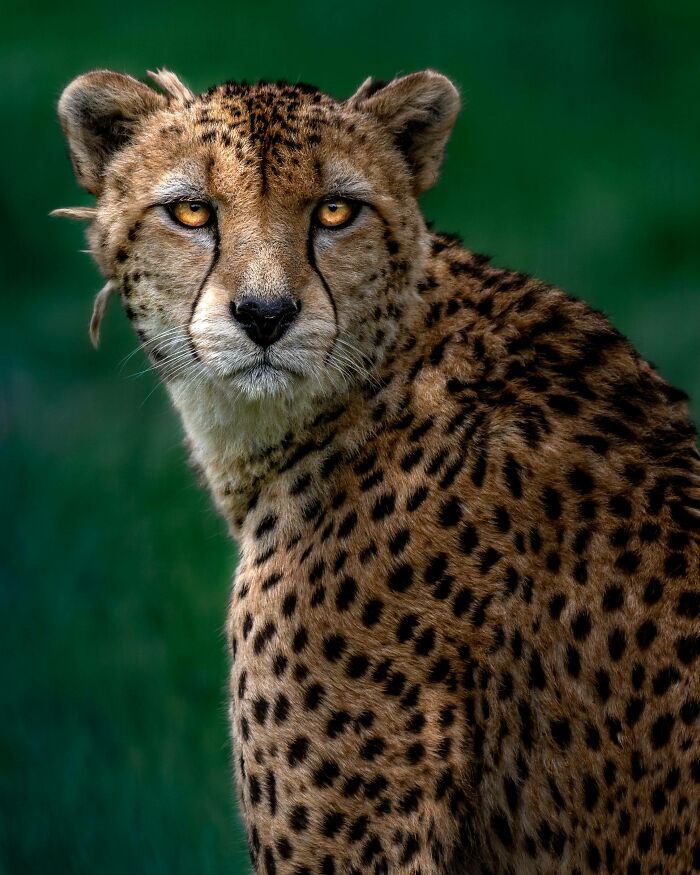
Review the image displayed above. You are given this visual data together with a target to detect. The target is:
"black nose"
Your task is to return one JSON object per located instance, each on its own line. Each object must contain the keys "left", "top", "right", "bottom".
{"left": 230, "top": 296, "right": 300, "bottom": 348}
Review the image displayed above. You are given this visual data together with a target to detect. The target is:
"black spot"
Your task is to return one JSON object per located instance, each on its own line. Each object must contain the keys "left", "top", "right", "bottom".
{"left": 571, "top": 610, "right": 592, "bottom": 641}
{"left": 346, "top": 653, "right": 369, "bottom": 679}
{"left": 336, "top": 576, "right": 357, "bottom": 611}
{"left": 644, "top": 577, "right": 664, "bottom": 605}
{"left": 459, "top": 523, "right": 479, "bottom": 555}
{"left": 650, "top": 713, "right": 674, "bottom": 749}
{"left": 372, "top": 492, "right": 396, "bottom": 520}
{"left": 639, "top": 521, "right": 661, "bottom": 542}
{"left": 479, "top": 547, "right": 501, "bottom": 574}
{"left": 313, "top": 759, "right": 340, "bottom": 787}
{"left": 326, "top": 711, "right": 351, "bottom": 738}
{"left": 585, "top": 723, "right": 601, "bottom": 751}
{"left": 292, "top": 627, "right": 308, "bottom": 653}
{"left": 323, "top": 634, "right": 346, "bottom": 661}
{"left": 542, "top": 487, "right": 562, "bottom": 520}
{"left": 616, "top": 550, "right": 641, "bottom": 574}
{"left": 626, "top": 698, "right": 644, "bottom": 726}
{"left": 439, "top": 497, "right": 463, "bottom": 526}
{"left": 602, "top": 584, "right": 624, "bottom": 611}
{"left": 566, "top": 645, "right": 581, "bottom": 678}
{"left": 397, "top": 614, "right": 418, "bottom": 642}
{"left": 360, "top": 737, "right": 384, "bottom": 761}
{"left": 289, "top": 804, "right": 309, "bottom": 832}
{"left": 453, "top": 587, "right": 474, "bottom": 617}
{"left": 400, "top": 447, "right": 423, "bottom": 471}
{"left": 490, "top": 809, "right": 514, "bottom": 849}
{"left": 504, "top": 456, "right": 522, "bottom": 498}
{"left": 677, "top": 590, "right": 700, "bottom": 618}
{"left": 681, "top": 698, "right": 700, "bottom": 725}
{"left": 282, "top": 592, "right": 297, "bottom": 617}
{"left": 631, "top": 663, "right": 645, "bottom": 690}
{"left": 337, "top": 511, "right": 358, "bottom": 538}
{"left": 568, "top": 466, "right": 594, "bottom": 493}
{"left": 406, "top": 742, "right": 425, "bottom": 764}
{"left": 652, "top": 666, "right": 681, "bottom": 696}
{"left": 529, "top": 652, "right": 547, "bottom": 689}
{"left": 549, "top": 593, "right": 567, "bottom": 620}
{"left": 630, "top": 750, "right": 646, "bottom": 781}
{"left": 274, "top": 693, "right": 290, "bottom": 723}
{"left": 595, "top": 669, "right": 612, "bottom": 702}
{"left": 550, "top": 718, "right": 571, "bottom": 749}
{"left": 636, "top": 620, "right": 657, "bottom": 650}
{"left": 414, "top": 628, "right": 436, "bottom": 655}
{"left": 406, "top": 486, "right": 428, "bottom": 512}
{"left": 388, "top": 564, "right": 414, "bottom": 592}
{"left": 609, "top": 494, "right": 632, "bottom": 518}
{"left": 661, "top": 828, "right": 681, "bottom": 856}
{"left": 255, "top": 514, "right": 278, "bottom": 539}
{"left": 253, "top": 696, "right": 269, "bottom": 724}
{"left": 665, "top": 552, "right": 688, "bottom": 578}
{"left": 587, "top": 841, "right": 601, "bottom": 872}
{"left": 389, "top": 528, "right": 411, "bottom": 555}
{"left": 676, "top": 633, "right": 700, "bottom": 664}
{"left": 583, "top": 774, "right": 599, "bottom": 811}
{"left": 287, "top": 736, "right": 309, "bottom": 766}
{"left": 305, "top": 683, "right": 325, "bottom": 710}
{"left": 608, "top": 628, "right": 626, "bottom": 661}
{"left": 362, "top": 599, "right": 383, "bottom": 626}
{"left": 322, "top": 811, "right": 345, "bottom": 838}
{"left": 253, "top": 621, "right": 277, "bottom": 655}
{"left": 428, "top": 659, "right": 450, "bottom": 683}
{"left": 636, "top": 825, "right": 654, "bottom": 855}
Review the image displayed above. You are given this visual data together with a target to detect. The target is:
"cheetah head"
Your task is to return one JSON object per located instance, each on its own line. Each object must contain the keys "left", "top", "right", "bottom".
{"left": 56, "top": 69, "right": 459, "bottom": 443}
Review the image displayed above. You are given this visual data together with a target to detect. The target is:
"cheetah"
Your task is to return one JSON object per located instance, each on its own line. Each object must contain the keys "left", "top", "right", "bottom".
{"left": 55, "top": 67, "right": 700, "bottom": 874}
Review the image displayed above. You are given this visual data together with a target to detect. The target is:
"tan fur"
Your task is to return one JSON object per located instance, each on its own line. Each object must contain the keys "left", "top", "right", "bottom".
{"left": 147, "top": 68, "right": 194, "bottom": 103}
{"left": 57, "top": 69, "right": 700, "bottom": 874}
{"left": 88, "top": 280, "right": 116, "bottom": 347}
{"left": 50, "top": 206, "right": 98, "bottom": 221}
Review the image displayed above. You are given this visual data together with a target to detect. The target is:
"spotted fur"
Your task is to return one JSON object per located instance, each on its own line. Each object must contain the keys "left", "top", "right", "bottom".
{"left": 57, "top": 68, "right": 700, "bottom": 874}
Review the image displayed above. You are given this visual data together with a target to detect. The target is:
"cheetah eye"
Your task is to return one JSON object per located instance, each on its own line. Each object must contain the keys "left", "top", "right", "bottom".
{"left": 314, "top": 197, "right": 360, "bottom": 230}
{"left": 167, "top": 201, "right": 213, "bottom": 229}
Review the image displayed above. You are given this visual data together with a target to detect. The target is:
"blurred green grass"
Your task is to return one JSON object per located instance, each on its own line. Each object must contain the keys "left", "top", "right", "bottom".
{"left": 1, "top": 0, "right": 699, "bottom": 872}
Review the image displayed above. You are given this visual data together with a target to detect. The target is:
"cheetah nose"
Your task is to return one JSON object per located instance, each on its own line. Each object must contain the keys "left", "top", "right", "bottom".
{"left": 230, "top": 296, "right": 301, "bottom": 348}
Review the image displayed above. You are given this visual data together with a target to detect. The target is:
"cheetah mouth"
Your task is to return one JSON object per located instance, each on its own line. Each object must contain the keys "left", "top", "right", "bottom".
{"left": 226, "top": 358, "right": 306, "bottom": 397}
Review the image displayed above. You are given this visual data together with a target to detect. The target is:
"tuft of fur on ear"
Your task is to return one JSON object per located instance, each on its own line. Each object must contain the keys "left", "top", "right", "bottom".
{"left": 58, "top": 70, "right": 167, "bottom": 195}
{"left": 147, "top": 68, "right": 194, "bottom": 103}
{"left": 347, "top": 70, "right": 460, "bottom": 195}
{"left": 89, "top": 280, "right": 116, "bottom": 348}
{"left": 50, "top": 206, "right": 98, "bottom": 221}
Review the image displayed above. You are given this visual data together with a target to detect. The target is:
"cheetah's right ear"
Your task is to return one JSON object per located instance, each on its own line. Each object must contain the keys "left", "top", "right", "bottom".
{"left": 58, "top": 70, "right": 167, "bottom": 195}
{"left": 347, "top": 70, "right": 460, "bottom": 195}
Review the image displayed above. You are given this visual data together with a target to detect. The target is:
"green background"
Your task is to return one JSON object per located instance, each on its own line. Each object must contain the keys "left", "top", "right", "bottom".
{"left": 2, "top": 1, "right": 699, "bottom": 872}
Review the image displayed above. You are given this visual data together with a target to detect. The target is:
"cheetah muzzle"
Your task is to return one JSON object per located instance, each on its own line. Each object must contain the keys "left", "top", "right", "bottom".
{"left": 56, "top": 67, "right": 700, "bottom": 875}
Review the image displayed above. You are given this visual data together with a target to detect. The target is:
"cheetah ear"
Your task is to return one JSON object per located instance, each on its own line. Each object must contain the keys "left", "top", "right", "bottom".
{"left": 58, "top": 70, "right": 167, "bottom": 195}
{"left": 347, "top": 71, "right": 460, "bottom": 195}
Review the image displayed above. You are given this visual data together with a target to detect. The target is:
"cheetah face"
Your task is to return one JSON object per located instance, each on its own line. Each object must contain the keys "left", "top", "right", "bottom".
{"left": 57, "top": 70, "right": 458, "bottom": 408}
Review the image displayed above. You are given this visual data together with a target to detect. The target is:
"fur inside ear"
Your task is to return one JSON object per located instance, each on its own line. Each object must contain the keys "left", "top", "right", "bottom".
{"left": 347, "top": 70, "right": 460, "bottom": 195}
{"left": 58, "top": 70, "right": 166, "bottom": 194}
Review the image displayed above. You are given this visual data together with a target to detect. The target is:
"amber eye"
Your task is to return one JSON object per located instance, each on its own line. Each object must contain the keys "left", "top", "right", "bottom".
{"left": 169, "top": 201, "right": 212, "bottom": 228}
{"left": 314, "top": 197, "right": 358, "bottom": 229}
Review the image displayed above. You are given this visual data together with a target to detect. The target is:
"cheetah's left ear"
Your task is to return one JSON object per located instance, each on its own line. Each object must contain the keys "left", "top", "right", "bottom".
{"left": 347, "top": 71, "right": 460, "bottom": 195}
{"left": 58, "top": 70, "right": 167, "bottom": 195}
